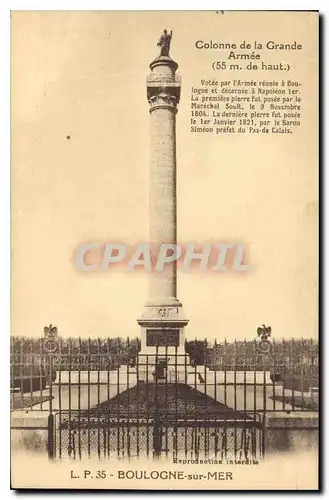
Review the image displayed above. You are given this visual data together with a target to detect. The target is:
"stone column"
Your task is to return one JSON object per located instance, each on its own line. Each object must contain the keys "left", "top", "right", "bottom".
{"left": 137, "top": 53, "right": 188, "bottom": 377}
{"left": 149, "top": 65, "right": 177, "bottom": 300}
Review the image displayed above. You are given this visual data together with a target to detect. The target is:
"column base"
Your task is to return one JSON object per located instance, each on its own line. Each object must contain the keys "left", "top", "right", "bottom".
{"left": 137, "top": 297, "right": 189, "bottom": 382}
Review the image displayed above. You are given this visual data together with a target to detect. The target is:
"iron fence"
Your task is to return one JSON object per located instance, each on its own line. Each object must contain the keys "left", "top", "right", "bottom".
{"left": 11, "top": 336, "right": 319, "bottom": 460}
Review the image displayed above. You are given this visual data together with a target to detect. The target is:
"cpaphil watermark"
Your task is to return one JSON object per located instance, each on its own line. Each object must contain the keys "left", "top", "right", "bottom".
{"left": 74, "top": 242, "right": 250, "bottom": 273}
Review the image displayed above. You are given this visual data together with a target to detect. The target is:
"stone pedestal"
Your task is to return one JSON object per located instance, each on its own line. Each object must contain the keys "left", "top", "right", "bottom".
{"left": 137, "top": 54, "right": 189, "bottom": 380}
{"left": 137, "top": 298, "right": 188, "bottom": 381}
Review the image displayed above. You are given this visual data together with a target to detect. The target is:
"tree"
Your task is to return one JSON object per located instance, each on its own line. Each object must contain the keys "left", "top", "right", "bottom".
{"left": 185, "top": 340, "right": 208, "bottom": 365}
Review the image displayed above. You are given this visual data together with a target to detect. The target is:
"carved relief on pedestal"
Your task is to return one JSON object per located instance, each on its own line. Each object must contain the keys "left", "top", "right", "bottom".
{"left": 137, "top": 302, "right": 188, "bottom": 328}
{"left": 141, "top": 305, "right": 180, "bottom": 320}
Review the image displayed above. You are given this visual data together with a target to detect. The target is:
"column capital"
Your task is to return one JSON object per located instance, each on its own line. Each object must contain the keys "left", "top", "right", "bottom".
{"left": 146, "top": 55, "right": 181, "bottom": 107}
{"left": 148, "top": 92, "right": 178, "bottom": 112}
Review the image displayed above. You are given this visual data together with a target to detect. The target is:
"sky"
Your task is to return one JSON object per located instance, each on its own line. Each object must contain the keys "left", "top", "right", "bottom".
{"left": 11, "top": 11, "right": 318, "bottom": 341}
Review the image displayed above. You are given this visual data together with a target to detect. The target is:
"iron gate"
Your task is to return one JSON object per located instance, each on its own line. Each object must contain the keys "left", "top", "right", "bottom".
{"left": 55, "top": 408, "right": 264, "bottom": 460}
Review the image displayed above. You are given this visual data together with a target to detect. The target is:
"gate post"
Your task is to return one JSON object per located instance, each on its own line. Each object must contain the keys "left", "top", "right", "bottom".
{"left": 43, "top": 326, "right": 59, "bottom": 459}
{"left": 153, "top": 421, "right": 161, "bottom": 458}
{"left": 261, "top": 413, "right": 267, "bottom": 458}
{"left": 48, "top": 413, "right": 55, "bottom": 459}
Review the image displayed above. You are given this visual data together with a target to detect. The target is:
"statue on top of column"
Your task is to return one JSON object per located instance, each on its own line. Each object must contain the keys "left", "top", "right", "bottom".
{"left": 157, "top": 29, "right": 173, "bottom": 57}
